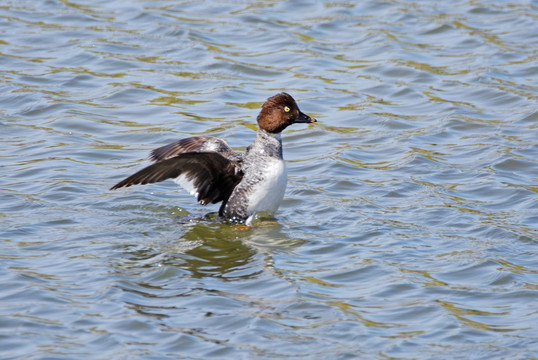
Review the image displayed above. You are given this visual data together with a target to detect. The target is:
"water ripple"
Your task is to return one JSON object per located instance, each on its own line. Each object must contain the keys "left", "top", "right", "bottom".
{"left": 1, "top": 0, "right": 537, "bottom": 359}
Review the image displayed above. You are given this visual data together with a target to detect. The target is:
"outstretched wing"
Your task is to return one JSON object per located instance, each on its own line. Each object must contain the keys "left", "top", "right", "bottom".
{"left": 110, "top": 152, "right": 243, "bottom": 205}
{"left": 149, "top": 136, "right": 241, "bottom": 163}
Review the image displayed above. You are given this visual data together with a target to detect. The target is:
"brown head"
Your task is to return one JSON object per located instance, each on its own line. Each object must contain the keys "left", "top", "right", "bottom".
{"left": 256, "top": 92, "right": 316, "bottom": 133}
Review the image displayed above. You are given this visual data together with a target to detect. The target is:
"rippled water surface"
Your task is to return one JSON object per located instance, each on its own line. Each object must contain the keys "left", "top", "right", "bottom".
{"left": 1, "top": 0, "right": 537, "bottom": 359}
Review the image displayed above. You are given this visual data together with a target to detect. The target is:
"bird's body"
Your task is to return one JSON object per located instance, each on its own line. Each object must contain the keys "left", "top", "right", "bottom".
{"left": 110, "top": 92, "right": 316, "bottom": 224}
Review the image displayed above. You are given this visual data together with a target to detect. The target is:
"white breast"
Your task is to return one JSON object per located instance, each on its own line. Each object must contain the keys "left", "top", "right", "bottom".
{"left": 246, "top": 158, "right": 287, "bottom": 216}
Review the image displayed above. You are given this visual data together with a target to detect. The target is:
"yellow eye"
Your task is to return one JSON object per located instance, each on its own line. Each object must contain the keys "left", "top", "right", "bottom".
{"left": 284, "top": 106, "right": 290, "bottom": 112}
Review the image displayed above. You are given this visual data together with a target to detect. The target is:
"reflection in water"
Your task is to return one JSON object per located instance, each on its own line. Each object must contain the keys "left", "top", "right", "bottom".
{"left": 113, "top": 218, "right": 307, "bottom": 330}
{"left": 118, "top": 217, "right": 304, "bottom": 280}
{"left": 174, "top": 222, "right": 260, "bottom": 279}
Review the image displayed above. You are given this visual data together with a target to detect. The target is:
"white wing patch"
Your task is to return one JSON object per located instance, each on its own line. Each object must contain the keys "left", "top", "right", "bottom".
{"left": 173, "top": 174, "right": 199, "bottom": 199}
{"left": 201, "top": 139, "right": 221, "bottom": 152}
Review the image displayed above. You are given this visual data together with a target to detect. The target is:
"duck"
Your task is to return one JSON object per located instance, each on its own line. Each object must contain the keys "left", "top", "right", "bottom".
{"left": 110, "top": 92, "right": 316, "bottom": 224}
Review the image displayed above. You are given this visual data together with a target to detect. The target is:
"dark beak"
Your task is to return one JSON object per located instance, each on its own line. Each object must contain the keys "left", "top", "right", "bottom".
{"left": 295, "top": 111, "right": 317, "bottom": 123}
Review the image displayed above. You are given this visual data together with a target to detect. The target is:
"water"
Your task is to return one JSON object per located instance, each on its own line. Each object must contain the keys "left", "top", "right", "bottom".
{"left": 1, "top": 0, "right": 537, "bottom": 358}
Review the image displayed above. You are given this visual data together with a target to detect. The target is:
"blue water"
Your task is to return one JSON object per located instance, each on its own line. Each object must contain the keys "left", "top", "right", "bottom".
{"left": 1, "top": 0, "right": 537, "bottom": 359}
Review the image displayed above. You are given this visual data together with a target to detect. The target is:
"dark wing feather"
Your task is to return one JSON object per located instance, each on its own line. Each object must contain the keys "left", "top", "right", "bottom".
{"left": 110, "top": 152, "right": 243, "bottom": 205}
{"left": 149, "top": 136, "right": 241, "bottom": 163}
